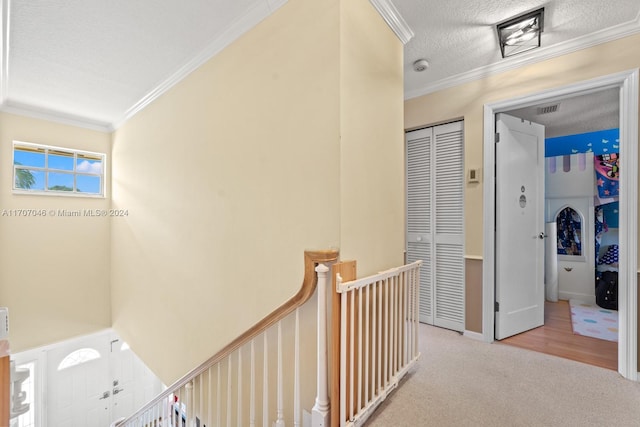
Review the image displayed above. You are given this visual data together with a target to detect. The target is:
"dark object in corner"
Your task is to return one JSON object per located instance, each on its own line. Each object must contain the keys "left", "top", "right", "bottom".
{"left": 596, "top": 271, "right": 618, "bottom": 311}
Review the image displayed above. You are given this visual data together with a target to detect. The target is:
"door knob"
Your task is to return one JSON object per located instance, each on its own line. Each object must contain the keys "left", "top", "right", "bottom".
{"left": 99, "top": 391, "right": 110, "bottom": 400}
{"left": 538, "top": 232, "right": 546, "bottom": 239}
{"left": 113, "top": 387, "right": 124, "bottom": 395}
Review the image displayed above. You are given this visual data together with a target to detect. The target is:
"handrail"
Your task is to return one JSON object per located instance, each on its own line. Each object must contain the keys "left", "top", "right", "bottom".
{"left": 118, "top": 249, "right": 339, "bottom": 424}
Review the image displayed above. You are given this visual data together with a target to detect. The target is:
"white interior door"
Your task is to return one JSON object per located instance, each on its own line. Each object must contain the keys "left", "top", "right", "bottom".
{"left": 110, "top": 336, "right": 164, "bottom": 422}
{"left": 44, "top": 330, "right": 164, "bottom": 426}
{"left": 495, "top": 113, "right": 545, "bottom": 340}
{"left": 47, "top": 331, "right": 112, "bottom": 427}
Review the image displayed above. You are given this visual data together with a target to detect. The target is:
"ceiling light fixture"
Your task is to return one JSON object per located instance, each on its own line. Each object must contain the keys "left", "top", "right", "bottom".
{"left": 496, "top": 8, "right": 544, "bottom": 58}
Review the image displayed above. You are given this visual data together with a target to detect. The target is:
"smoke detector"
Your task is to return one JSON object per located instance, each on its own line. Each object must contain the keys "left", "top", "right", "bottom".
{"left": 413, "top": 59, "right": 429, "bottom": 72}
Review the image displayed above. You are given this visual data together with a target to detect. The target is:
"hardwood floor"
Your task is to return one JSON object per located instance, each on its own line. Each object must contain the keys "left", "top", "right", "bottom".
{"left": 499, "top": 300, "right": 618, "bottom": 371}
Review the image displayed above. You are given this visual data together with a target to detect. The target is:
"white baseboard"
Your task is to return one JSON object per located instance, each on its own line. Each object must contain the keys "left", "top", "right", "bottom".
{"left": 463, "top": 330, "right": 484, "bottom": 341}
{"left": 558, "top": 291, "right": 596, "bottom": 305}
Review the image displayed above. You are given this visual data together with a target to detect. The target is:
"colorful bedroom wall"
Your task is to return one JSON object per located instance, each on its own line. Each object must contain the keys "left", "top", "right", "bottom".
{"left": 545, "top": 128, "right": 619, "bottom": 157}
{"left": 546, "top": 128, "right": 620, "bottom": 203}
{"left": 544, "top": 128, "right": 620, "bottom": 304}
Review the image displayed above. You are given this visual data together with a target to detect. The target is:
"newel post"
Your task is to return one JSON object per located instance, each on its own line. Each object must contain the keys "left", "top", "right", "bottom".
{"left": 312, "top": 263, "right": 330, "bottom": 427}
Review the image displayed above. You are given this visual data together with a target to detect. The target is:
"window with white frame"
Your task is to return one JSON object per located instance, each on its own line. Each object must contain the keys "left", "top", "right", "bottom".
{"left": 13, "top": 142, "right": 105, "bottom": 196}
{"left": 57, "top": 348, "right": 101, "bottom": 370}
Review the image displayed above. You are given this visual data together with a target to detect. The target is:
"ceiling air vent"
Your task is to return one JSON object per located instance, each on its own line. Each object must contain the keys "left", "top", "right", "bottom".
{"left": 537, "top": 104, "right": 559, "bottom": 115}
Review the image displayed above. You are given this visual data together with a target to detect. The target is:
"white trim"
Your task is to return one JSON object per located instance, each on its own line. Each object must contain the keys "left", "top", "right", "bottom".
{"left": 406, "top": 14, "right": 640, "bottom": 100}
{"left": 482, "top": 103, "right": 496, "bottom": 344}
{"left": 14, "top": 328, "right": 113, "bottom": 355}
{"left": 619, "top": 68, "right": 639, "bottom": 381}
{"left": 369, "top": 0, "right": 414, "bottom": 45}
{"left": 13, "top": 140, "right": 107, "bottom": 198}
{"left": 483, "top": 70, "right": 639, "bottom": 380}
{"left": 1, "top": 101, "right": 112, "bottom": 132}
{"left": 463, "top": 330, "right": 484, "bottom": 341}
{"left": 266, "top": 0, "right": 287, "bottom": 12}
{"left": 111, "top": 0, "right": 288, "bottom": 130}
{"left": 11, "top": 346, "right": 47, "bottom": 427}
{"left": 558, "top": 292, "right": 596, "bottom": 306}
{"left": 0, "top": 0, "right": 10, "bottom": 103}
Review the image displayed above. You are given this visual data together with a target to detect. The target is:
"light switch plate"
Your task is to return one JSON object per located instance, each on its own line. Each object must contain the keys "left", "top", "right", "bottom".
{"left": 468, "top": 168, "right": 480, "bottom": 183}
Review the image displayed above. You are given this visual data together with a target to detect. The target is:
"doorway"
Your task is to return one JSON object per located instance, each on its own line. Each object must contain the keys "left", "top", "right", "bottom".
{"left": 10, "top": 329, "right": 165, "bottom": 427}
{"left": 482, "top": 70, "right": 639, "bottom": 380}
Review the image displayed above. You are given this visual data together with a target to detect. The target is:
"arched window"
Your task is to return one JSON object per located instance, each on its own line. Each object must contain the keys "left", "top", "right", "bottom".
{"left": 556, "top": 207, "right": 582, "bottom": 256}
{"left": 57, "top": 348, "right": 101, "bottom": 370}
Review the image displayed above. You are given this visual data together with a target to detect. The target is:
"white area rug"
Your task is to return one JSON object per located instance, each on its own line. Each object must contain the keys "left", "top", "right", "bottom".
{"left": 569, "top": 299, "right": 618, "bottom": 342}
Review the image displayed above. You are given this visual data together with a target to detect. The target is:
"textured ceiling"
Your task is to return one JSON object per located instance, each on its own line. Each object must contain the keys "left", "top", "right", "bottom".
{"left": 1, "top": 0, "right": 639, "bottom": 131}
{"left": 398, "top": 0, "right": 640, "bottom": 98}
{"left": 506, "top": 88, "right": 619, "bottom": 138}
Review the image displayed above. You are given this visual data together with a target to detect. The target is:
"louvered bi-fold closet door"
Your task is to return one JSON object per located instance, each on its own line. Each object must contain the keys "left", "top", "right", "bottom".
{"left": 406, "top": 127, "right": 434, "bottom": 325}
{"left": 406, "top": 121, "right": 465, "bottom": 332}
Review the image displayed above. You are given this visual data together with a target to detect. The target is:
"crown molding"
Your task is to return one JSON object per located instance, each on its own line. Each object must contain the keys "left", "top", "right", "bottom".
{"left": 369, "top": 0, "right": 414, "bottom": 45}
{"left": 1, "top": 0, "right": 10, "bottom": 103}
{"left": 111, "top": 0, "right": 288, "bottom": 130}
{"left": 266, "top": 0, "right": 287, "bottom": 12}
{"left": 405, "top": 12, "right": 640, "bottom": 100}
{"left": 0, "top": 0, "right": 288, "bottom": 133}
{"left": 0, "top": 101, "right": 112, "bottom": 132}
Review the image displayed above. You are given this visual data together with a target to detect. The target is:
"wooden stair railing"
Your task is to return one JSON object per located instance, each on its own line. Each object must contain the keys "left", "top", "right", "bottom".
{"left": 1, "top": 350, "right": 9, "bottom": 427}
{"left": 115, "top": 249, "right": 339, "bottom": 427}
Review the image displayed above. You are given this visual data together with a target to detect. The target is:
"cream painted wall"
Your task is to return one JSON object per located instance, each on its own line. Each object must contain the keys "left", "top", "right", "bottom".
{"left": 0, "top": 112, "right": 112, "bottom": 352}
{"left": 111, "top": 0, "right": 344, "bottom": 384}
{"left": 111, "top": 0, "right": 404, "bottom": 385}
{"left": 339, "top": 0, "right": 406, "bottom": 275}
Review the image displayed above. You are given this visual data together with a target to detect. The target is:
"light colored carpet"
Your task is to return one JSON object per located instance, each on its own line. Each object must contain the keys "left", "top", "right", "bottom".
{"left": 569, "top": 299, "right": 618, "bottom": 342}
{"left": 366, "top": 324, "right": 640, "bottom": 427}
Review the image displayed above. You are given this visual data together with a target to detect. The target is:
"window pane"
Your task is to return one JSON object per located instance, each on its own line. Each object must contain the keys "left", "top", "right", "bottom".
{"left": 12, "top": 143, "right": 105, "bottom": 198}
{"left": 15, "top": 168, "right": 45, "bottom": 191}
{"left": 14, "top": 147, "right": 45, "bottom": 168}
{"left": 557, "top": 207, "right": 582, "bottom": 256}
{"left": 49, "top": 151, "right": 74, "bottom": 171}
{"left": 58, "top": 348, "right": 101, "bottom": 370}
{"left": 76, "top": 154, "right": 103, "bottom": 175}
{"left": 76, "top": 175, "right": 101, "bottom": 194}
{"left": 47, "top": 172, "right": 74, "bottom": 192}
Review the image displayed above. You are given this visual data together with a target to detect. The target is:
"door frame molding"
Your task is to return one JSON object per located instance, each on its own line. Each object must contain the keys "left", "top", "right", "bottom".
{"left": 482, "top": 69, "right": 639, "bottom": 380}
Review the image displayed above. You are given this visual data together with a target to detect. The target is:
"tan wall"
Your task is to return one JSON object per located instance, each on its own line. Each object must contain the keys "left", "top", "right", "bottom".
{"left": 111, "top": 0, "right": 404, "bottom": 384}
{"left": 465, "top": 258, "right": 482, "bottom": 333}
{"left": 338, "top": 0, "right": 406, "bottom": 275}
{"left": 0, "top": 112, "right": 112, "bottom": 352}
{"left": 405, "top": 33, "right": 640, "bottom": 344}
